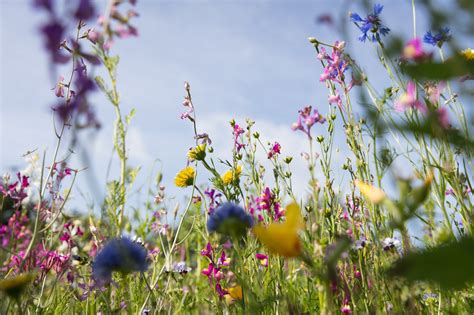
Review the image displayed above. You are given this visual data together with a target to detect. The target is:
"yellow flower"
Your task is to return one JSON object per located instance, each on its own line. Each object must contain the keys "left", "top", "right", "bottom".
{"left": 355, "top": 180, "right": 386, "bottom": 204}
{"left": 252, "top": 203, "right": 304, "bottom": 258}
{"left": 187, "top": 144, "right": 206, "bottom": 161}
{"left": 0, "top": 273, "right": 35, "bottom": 298}
{"left": 174, "top": 166, "right": 195, "bottom": 187}
{"left": 221, "top": 165, "right": 242, "bottom": 185}
{"left": 225, "top": 286, "right": 243, "bottom": 304}
{"left": 461, "top": 48, "right": 474, "bottom": 60}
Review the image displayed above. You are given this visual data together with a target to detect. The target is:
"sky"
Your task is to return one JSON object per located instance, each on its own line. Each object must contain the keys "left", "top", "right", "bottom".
{"left": 0, "top": 0, "right": 468, "bottom": 217}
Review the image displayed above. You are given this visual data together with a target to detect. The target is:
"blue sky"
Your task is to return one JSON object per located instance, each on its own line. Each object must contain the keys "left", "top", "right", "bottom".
{"left": 0, "top": 1, "right": 459, "bottom": 214}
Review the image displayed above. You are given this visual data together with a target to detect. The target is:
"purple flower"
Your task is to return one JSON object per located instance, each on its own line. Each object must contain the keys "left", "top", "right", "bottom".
{"left": 423, "top": 27, "right": 451, "bottom": 47}
{"left": 291, "top": 106, "right": 326, "bottom": 139}
{"left": 350, "top": 4, "right": 390, "bottom": 42}
{"left": 205, "top": 188, "right": 222, "bottom": 215}
{"left": 92, "top": 238, "right": 149, "bottom": 284}
{"left": 200, "top": 242, "right": 213, "bottom": 259}
{"left": 33, "top": 0, "right": 53, "bottom": 12}
{"left": 207, "top": 203, "right": 254, "bottom": 237}
{"left": 74, "top": 0, "right": 95, "bottom": 20}
{"left": 172, "top": 261, "right": 192, "bottom": 274}
{"left": 40, "top": 21, "right": 69, "bottom": 64}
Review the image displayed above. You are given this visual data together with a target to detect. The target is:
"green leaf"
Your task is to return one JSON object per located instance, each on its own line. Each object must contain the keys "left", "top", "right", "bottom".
{"left": 402, "top": 56, "right": 474, "bottom": 80}
{"left": 388, "top": 237, "right": 474, "bottom": 289}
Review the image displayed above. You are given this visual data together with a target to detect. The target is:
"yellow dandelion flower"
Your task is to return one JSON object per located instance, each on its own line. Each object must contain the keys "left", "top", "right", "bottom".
{"left": 174, "top": 166, "right": 195, "bottom": 187}
{"left": 221, "top": 165, "right": 242, "bottom": 185}
{"left": 253, "top": 203, "right": 304, "bottom": 258}
{"left": 355, "top": 180, "right": 386, "bottom": 204}
{"left": 461, "top": 48, "right": 474, "bottom": 60}
{"left": 0, "top": 273, "right": 35, "bottom": 298}
{"left": 187, "top": 144, "right": 206, "bottom": 162}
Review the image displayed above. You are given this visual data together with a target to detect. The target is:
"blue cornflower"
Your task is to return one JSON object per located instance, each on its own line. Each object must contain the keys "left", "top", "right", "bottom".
{"left": 350, "top": 4, "right": 390, "bottom": 42}
{"left": 207, "top": 202, "right": 254, "bottom": 237}
{"left": 423, "top": 27, "right": 451, "bottom": 47}
{"left": 92, "top": 237, "right": 149, "bottom": 283}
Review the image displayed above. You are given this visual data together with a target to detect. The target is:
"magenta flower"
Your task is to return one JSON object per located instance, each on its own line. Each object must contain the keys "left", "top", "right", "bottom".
{"left": 200, "top": 242, "right": 213, "bottom": 259}
{"left": 267, "top": 142, "right": 281, "bottom": 159}
{"left": 394, "top": 81, "right": 425, "bottom": 112}
{"left": 217, "top": 251, "right": 230, "bottom": 267}
{"left": 232, "top": 123, "right": 246, "bottom": 152}
{"left": 255, "top": 253, "right": 268, "bottom": 267}
{"left": 255, "top": 187, "right": 285, "bottom": 221}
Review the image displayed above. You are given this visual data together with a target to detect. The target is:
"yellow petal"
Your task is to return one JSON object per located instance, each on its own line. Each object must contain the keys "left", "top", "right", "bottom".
{"left": 285, "top": 202, "right": 304, "bottom": 229}
{"left": 227, "top": 286, "right": 243, "bottom": 300}
{"left": 253, "top": 224, "right": 301, "bottom": 257}
{"left": 355, "top": 180, "right": 386, "bottom": 204}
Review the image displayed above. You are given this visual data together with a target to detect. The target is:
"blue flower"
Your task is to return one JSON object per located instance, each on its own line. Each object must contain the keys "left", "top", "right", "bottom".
{"left": 423, "top": 27, "right": 451, "bottom": 47}
{"left": 207, "top": 203, "right": 254, "bottom": 237}
{"left": 93, "top": 237, "right": 149, "bottom": 283}
{"left": 350, "top": 4, "right": 390, "bottom": 42}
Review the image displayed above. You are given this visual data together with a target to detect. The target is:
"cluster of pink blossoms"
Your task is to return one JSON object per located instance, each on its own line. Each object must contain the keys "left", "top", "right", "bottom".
{"left": 249, "top": 187, "right": 284, "bottom": 222}
{"left": 318, "top": 41, "right": 348, "bottom": 85}
{"left": 395, "top": 80, "right": 450, "bottom": 128}
{"left": 86, "top": 0, "right": 139, "bottom": 51}
{"left": 232, "top": 123, "right": 246, "bottom": 153}
{"left": 0, "top": 172, "right": 30, "bottom": 207}
{"left": 200, "top": 242, "right": 231, "bottom": 298}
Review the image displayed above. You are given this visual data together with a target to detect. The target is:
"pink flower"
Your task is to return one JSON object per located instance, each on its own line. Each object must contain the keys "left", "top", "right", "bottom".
{"left": 394, "top": 81, "right": 426, "bottom": 112}
{"left": 180, "top": 97, "right": 194, "bottom": 120}
{"left": 267, "top": 142, "right": 281, "bottom": 159}
{"left": 55, "top": 75, "right": 65, "bottom": 98}
{"left": 328, "top": 93, "right": 343, "bottom": 110}
{"left": 201, "top": 263, "right": 214, "bottom": 278}
{"left": 217, "top": 251, "right": 230, "bottom": 266}
{"left": 291, "top": 106, "right": 326, "bottom": 139}
{"left": 87, "top": 29, "right": 101, "bottom": 44}
{"left": 437, "top": 107, "right": 450, "bottom": 129}
{"left": 403, "top": 38, "right": 426, "bottom": 60}
{"left": 200, "top": 242, "right": 213, "bottom": 258}
{"left": 318, "top": 41, "right": 348, "bottom": 84}
{"left": 232, "top": 123, "right": 246, "bottom": 152}
{"left": 255, "top": 253, "right": 268, "bottom": 267}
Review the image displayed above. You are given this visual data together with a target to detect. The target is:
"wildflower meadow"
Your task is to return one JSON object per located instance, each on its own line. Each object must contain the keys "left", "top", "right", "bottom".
{"left": 1, "top": 0, "right": 474, "bottom": 313}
